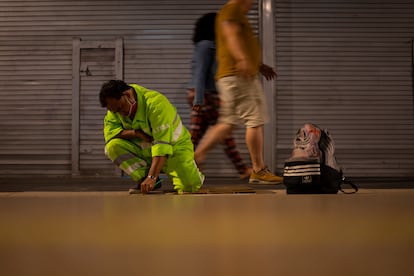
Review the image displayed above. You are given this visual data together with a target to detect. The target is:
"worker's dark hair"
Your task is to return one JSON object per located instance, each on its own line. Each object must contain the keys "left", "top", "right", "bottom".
{"left": 192, "top": 12, "right": 216, "bottom": 45}
{"left": 99, "top": 80, "right": 131, "bottom": 107}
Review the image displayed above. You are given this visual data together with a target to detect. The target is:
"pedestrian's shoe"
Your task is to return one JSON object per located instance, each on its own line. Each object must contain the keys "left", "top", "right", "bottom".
{"left": 128, "top": 177, "right": 163, "bottom": 194}
{"left": 249, "top": 167, "right": 283, "bottom": 184}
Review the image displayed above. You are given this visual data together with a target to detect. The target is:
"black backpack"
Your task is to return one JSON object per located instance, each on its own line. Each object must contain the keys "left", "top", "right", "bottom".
{"left": 283, "top": 123, "right": 358, "bottom": 194}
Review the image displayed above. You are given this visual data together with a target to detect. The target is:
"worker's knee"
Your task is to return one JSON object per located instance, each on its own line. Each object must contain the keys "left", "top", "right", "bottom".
{"left": 168, "top": 158, "right": 204, "bottom": 193}
{"left": 104, "top": 138, "right": 125, "bottom": 161}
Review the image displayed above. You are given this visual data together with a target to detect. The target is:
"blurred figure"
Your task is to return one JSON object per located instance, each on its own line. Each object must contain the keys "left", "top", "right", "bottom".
{"left": 187, "top": 12, "right": 251, "bottom": 179}
{"left": 194, "top": 0, "right": 283, "bottom": 184}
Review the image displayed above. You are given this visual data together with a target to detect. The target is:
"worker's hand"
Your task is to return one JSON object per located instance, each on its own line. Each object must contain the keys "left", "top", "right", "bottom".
{"left": 259, "top": 64, "right": 277, "bottom": 81}
{"left": 192, "top": 104, "right": 202, "bottom": 112}
{"left": 134, "top": 130, "right": 153, "bottom": 142}
{"left": 140, "top": 177, "right": 156, "bottom": 194}
{"left": 236, "top": 58, "right": 256, "bottom": 80}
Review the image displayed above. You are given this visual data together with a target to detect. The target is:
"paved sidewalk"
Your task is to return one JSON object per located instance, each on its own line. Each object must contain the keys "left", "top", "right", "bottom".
{"left": 1, "top": 188, "right": 413, "bottom": 276}
{"left": 0, "top": 176, "right": 413, "bottom": 193}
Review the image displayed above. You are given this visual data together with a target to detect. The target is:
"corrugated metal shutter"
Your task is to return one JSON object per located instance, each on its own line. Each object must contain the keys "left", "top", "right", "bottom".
{"left": 0, "top": 0, "right": 73, "bottom": 175}
{"left": 0, "top": 0, "right": 259, "bottom": 177}
{"left": 274, "top": 0, "right": 414, "bottom": 177}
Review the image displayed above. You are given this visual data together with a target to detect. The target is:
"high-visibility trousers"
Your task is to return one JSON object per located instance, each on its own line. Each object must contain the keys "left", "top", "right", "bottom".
{"left": 105, "top": 138, "right": 204, "bottom": 193}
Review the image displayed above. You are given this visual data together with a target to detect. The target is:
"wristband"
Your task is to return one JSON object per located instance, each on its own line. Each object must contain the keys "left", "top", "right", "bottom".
{"left": 147, "top": 175, "right": 157, "bottom": 180}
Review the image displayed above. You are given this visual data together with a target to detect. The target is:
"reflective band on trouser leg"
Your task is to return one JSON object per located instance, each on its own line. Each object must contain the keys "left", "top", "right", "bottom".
{"left": 105, "top": 138, "right": 150, "bottom": 182}
{"left": 164, "top": 142, "right": 204, "bottom": 193}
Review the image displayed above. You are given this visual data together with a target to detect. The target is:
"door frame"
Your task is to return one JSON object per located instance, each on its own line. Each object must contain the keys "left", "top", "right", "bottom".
{"left": 71, "top": 38, "right": 123, "bottom": 175}
{"left": 260, "top": 0, "right": 277, "bottom": 171}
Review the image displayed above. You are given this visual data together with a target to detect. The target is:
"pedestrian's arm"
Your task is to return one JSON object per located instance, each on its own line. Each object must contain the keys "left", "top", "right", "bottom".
{"left": 222, "top": 20, "right": 247, "bottom": 62}
{"left": 221, "top": 20, "right": 255, "bottom": 78}
{"left": 193, "top": 41, "right": 211, "bottom": 107}
{"left": 259, "top": 63, "right": 277, "bottom": 81}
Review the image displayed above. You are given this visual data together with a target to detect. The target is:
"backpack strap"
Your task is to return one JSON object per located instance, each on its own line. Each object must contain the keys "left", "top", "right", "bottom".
{"left": 339, "top": 176, "right": 358, "bottom": 194}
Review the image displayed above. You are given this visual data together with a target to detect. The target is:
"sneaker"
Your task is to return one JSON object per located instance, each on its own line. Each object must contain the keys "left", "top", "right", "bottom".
{"left": 249, "top": 167, "right": 283, "bottom": 184}
{"left": 128, "top": 177, "right": 163, "bottom": 194}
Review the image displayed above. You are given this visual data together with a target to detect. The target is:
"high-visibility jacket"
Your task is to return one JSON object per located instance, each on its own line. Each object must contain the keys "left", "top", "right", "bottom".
{"left": 103, "top": 84, "right": 204, "bottom": 193}
{"left": 104, "top": 84, "right": 191, "bottom": 158}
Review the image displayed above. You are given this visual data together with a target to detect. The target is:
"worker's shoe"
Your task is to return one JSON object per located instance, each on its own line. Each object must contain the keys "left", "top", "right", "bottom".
{"left": 249, "top": 167, "right": 283, "bottom": 184}
{"left": 128, "top": 177, "right": 163, "bottom": 194}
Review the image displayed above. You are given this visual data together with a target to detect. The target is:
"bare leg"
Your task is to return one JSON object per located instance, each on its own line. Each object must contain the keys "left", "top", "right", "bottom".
{"left": 245, "top": 125, "right": 266, "bottom": 172}
{"left": 223, "top": 136, "right": 249, "bottom": 175}
{"left": 246, "top": 125, "right": 283, "bottom": 184}
{"left": 194, "top": 123, "right": 233, "bottom": 165}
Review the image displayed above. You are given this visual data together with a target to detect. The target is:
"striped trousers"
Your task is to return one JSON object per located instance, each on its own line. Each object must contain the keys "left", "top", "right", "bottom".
{"left": 187, "top": 89, "right": 249, "bottom": 175}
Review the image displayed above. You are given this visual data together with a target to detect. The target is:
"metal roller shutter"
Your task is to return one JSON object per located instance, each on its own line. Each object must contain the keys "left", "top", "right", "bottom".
{"left": 0, "top": 0, "right": 259, "bottom": 177}
{"left": 0, "top": 0, "right": 73, "bottom": 175}
{"left": 274, "top": 0, "right": 414, "bottom": 177}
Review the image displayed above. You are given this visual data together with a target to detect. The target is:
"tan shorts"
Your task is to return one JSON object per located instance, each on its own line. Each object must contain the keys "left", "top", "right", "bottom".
{"left": 216, "top": 75, "right": 268, "bottom": 128}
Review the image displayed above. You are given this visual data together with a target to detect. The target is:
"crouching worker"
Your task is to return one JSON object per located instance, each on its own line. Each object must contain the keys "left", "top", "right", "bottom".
{"left": 99, "top": 80, "right": 205, "bottom": 194}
